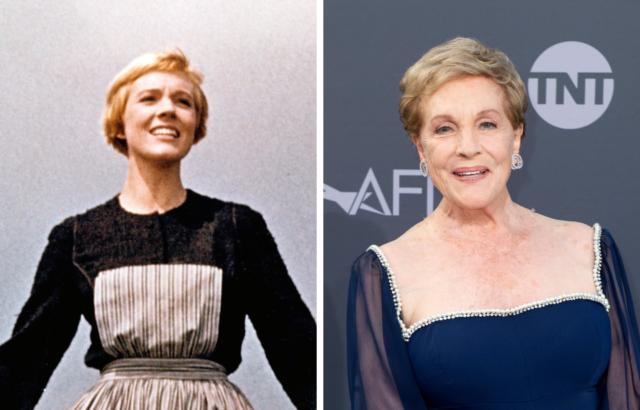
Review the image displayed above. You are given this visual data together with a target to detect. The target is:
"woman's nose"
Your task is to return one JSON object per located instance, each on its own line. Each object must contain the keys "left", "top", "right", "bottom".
{"left": 456, "top": 128, "right": 482, "bottom": 158}
{"left": 157, "top": 97, "right": 177, "bottom": 118}
{"left": 456, "top": 129, "right": 482, "bottom": 158}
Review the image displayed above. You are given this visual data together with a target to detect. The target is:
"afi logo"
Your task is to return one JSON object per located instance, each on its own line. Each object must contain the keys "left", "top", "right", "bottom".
{"left": 528, "top": 41, "right": 614, "bottom": 129}
{"left": 324, "top": 168, "right": 434, "bottom": 216}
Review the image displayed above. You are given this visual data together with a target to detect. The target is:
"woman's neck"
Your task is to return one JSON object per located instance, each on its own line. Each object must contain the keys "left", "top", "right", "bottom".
{"left": 119, "top": 156, "right": 187, "bottom": 215}
{"left": 430, "top": 192, "right": 533, "bottom": 237}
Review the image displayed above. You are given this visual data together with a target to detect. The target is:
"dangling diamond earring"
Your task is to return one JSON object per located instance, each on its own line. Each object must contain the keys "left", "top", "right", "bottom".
{"left": 511, "top": 154, "right": 523, "bottom": 170}
{"left": 420, "top": 159, "right": 429, "bottom": 177}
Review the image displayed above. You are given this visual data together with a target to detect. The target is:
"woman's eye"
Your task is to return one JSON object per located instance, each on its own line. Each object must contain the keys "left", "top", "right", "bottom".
{"left": 435, "top": 126, "right": 453, "bottom": 134}
{"left": 480, "top": 121, "right": 497, "bottom": 130}
{"left": 140, "top": 96, "right": 155, "bottom": 102}
{"left": 179, "top": 99, "right": 193, "bottom": 107}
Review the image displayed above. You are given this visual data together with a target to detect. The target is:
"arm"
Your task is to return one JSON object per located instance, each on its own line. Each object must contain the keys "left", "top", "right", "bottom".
{"left": 599, "top": 229, "right": 640, "bottom": 409}
{"left": 347, "top": 251, "right": 426, "bottom": 410}
{"left": 234, "top": 206, "right": 316, "bottom": 410}
{"left": 0, "top": 219, "right": 82, "bottom": 410}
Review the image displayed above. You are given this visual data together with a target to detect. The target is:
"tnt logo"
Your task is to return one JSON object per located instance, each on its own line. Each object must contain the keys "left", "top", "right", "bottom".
{"left": 528, "top": 41, "right": 614, "bottom": 129}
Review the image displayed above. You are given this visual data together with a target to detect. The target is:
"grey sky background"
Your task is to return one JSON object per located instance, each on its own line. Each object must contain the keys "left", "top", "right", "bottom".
{"left": 0, "top": 1, "right": 316, "bottom": 409}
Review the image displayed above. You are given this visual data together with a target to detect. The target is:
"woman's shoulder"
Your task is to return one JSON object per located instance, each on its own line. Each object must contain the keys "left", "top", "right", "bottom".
{"left": 46, "top": 196, "right": 120, "bottom": 238}
{"left": 184, "top": 192, "right": 275, "bottom": 240}
{"left": 185, "top": 190, "right": 264, "bottom": 220}
{"left": 530, "top": 213, "right": 600, "bottom": 271}
{"left": 362, "top": 224, "right": 430, "bottom": 289}
{"left": 351, "top": 249, "right": 384, "bottom": 279}
{"left": 532, "top": 212, "right": 597, "bottom": 244}
{"left": 377, "top": 219, "right": 433, "bottom": 268}
{"left": 54, "top": 195, "right": 120, "bottom": 225}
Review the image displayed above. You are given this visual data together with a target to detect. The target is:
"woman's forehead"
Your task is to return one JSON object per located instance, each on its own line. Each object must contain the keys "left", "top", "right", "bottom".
{"left": 129, "top": 71, "right": 195, "bottom": 95}
{"left": 423, "top": 77, "right": 506, "bottom": 120}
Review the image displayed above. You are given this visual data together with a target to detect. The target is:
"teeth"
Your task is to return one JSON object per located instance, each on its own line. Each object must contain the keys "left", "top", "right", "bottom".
{"left": 455, "top": 170, "right": 486, "bottom": 176}
{"left": 152, "top": 128, "right": 178, "bottom": 137}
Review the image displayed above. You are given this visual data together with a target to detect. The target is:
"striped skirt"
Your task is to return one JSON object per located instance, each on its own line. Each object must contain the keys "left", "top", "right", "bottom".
{"left": 70, "top": 358, "right": 253, "bottom": 410}
{"left": 70, "top": 264, "right": 252, "bottom": 410}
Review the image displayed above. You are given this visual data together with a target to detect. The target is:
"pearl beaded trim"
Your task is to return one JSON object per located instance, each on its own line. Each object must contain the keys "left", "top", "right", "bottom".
{"left": 368, "top": 223, "right": 610, "bottom": 342}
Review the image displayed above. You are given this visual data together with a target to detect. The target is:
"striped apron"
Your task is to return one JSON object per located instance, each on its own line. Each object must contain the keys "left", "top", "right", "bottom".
{"left": 70, "top": 264, "right": 253, "bottom": 410}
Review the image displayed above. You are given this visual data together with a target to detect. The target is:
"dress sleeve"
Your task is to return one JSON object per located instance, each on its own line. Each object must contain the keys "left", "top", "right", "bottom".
{"left": 0, "top": 219, "right": 82, "bottom": 410}
{"left": 599, "top": 229, "right": 640, "bottom": 409}
{"left": 347, "top": 251, "right": 426, "bottom": 410}
{"left": 234, "top": 205, "right": 316, "bottom": 410}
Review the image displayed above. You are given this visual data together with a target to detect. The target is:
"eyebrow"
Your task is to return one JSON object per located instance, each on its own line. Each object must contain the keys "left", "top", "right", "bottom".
{"left": 477, "top": 109, "right": 502, "bottom": 117}
{"left": 429, "top": 109, "right": 502, "bottom": 123}
{"left": 136, "top": 88, "right": 194, "bottom": 97}
{"left": 429, "top": 114, "right": 454, "bottom": 123}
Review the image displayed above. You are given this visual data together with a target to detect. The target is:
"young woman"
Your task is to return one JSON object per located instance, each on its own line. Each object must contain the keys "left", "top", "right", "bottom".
{"left": 0, "top": 49, "right": 316, "bottom": 410}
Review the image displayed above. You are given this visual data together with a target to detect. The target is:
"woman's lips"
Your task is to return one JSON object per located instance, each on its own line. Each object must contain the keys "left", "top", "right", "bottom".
{"left": 452, "top": 166, "right": 489, "bottom": 182}
{"left": 150, "top": 126, "right": 180, "bottom": 138}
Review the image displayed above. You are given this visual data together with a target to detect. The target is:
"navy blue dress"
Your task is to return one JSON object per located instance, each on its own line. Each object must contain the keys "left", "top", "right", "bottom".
{"left": 347, "top": 225, "right": 640, "bottom": 409}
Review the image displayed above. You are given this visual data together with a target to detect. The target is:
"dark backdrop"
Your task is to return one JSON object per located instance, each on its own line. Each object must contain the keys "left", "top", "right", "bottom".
{"left": 324, "top": 1, "right": 640, "bottom": 408}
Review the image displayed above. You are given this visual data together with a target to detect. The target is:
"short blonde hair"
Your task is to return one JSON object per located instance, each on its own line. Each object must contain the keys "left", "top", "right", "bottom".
{"left": 399, "top": 37, "right": 527, "bottom": 140}
{"left": 103, "top": 48, "right": 209, "bottom": 155}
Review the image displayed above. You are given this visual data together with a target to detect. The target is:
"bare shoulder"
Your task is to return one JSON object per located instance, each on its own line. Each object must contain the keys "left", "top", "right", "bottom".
{"left": 378, "top": 219, "right": 438, "bottom": 285}
{"left": 379, "top": 219, "right": 429, "bottom": 259}
{"left": 533, "top": 213, "right": 596, "bottom": 258}
{"left": 539, "top": 214, "right": 594, "bottom": 240}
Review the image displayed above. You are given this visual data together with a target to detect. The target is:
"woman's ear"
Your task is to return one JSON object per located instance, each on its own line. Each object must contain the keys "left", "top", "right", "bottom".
{"left": 412, "top": 135, "right": 426, "bottom": 160}
{"left": 513, "top": 123, "right": 523, "bottom": 154}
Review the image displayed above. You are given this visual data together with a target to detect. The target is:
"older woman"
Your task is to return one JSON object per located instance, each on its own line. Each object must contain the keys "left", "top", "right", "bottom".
{"left": 0, "top": 49, "right": 315, "bottom": 410}
{"left": 347, "top": 38, "right": 640, "bottom": 409}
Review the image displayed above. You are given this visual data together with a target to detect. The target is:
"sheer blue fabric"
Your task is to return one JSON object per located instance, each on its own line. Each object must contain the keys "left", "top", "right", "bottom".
{"left": 347, "top": 229, "right": 640, "bottom": 409}
{"left": 599, "top": 230, "right": 640, "bottom": 409}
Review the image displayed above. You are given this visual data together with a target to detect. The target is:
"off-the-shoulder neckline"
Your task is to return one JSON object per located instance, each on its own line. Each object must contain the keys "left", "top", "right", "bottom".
{"left": 368, "top": 223, "right": 610, "bottom": 342}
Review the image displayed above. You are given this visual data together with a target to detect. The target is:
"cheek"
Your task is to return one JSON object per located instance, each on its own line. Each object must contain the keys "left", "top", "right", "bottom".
{"left": 424, "top": 139, "right": 454, "bottom": 168}
{"left": 183, "top": 110, "right": 197, "bottom": 129}
{"left": 489, "top": 142, "right": 514, "bottom": 165}
{"left": 122, "top": 107, "right": 148, "bottom": 128}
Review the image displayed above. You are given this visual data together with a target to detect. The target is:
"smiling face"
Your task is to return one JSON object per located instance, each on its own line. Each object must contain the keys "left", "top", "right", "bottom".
{"left": 413, "top": 76, "right": 523, "bottom": 211}
{"left": 119, "top": 71, "right": 197, "bottom": 165}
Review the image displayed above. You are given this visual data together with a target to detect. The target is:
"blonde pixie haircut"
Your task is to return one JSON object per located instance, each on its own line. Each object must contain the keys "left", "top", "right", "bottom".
{"left": 103, "top": 48, "right": 209, "bottom": 155}
{"left": 399, "top": 37, "right": 528, "bottom": 140}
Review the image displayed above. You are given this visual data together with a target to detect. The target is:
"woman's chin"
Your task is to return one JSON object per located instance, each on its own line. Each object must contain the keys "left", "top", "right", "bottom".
{"left": 131, "top": 148, "right": 192, "bottom": 166}
{"left": 445, "top": 194, "right": 504, "bottom": 212}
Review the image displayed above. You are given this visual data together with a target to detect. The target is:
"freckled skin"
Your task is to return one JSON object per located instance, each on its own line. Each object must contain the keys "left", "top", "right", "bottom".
{"left": 381, "top": 77, "right": 597, "bottom": 326}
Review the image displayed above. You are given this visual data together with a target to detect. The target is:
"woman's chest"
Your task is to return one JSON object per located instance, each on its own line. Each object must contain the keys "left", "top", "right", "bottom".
{"left": 395, "top": 243, "right": 597, "bottom": 325}
{"left": 408, "top": 300, "right": 611, "bottom": 408}
{"left": 73, "top": 212, "right": 235, "bottom": 280}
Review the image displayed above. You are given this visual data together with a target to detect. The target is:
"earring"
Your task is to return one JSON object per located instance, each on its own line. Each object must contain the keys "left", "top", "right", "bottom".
{"left": 511, "top": 154, "right": 523, "bottom": 170}
{"left": 420, "top": 159, "right": 429, "bottom": 177}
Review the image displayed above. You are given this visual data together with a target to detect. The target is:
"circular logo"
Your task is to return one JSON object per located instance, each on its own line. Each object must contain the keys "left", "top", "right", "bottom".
{"left": 528, "top": 41, "right": 614, "bottom": 130}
